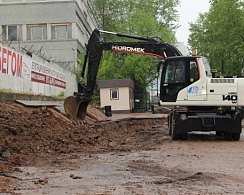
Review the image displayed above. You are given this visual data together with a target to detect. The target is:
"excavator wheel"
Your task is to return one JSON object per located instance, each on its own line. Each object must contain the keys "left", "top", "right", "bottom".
{"left": 215, "top": 131, "right": 224, "bottom": 136}
{"left": 171, "top": 119, "right": 180, "bottom": 140}
{"left": 168, "top": 113, "right": 173, "bottom": 135}
{"left": 224, "top": 132, "right": 232, "bottom": 141}
{"left": 180, "top": 133, "right": 188, "bottom": 140}
{"left": 232, "top": 133, "right": 240, "bottom": 141}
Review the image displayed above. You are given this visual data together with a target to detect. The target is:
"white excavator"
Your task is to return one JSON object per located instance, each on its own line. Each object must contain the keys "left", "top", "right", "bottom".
{"left": 64, "top": 29, "right": 244, "bottom": 141}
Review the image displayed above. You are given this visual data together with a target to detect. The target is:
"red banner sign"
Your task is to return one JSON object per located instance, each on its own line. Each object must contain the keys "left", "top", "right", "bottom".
{"left": 0, "top": 45, "right": 66, "bottom": 89}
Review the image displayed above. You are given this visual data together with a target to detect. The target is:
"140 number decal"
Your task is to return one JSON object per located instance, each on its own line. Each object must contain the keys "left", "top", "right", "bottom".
{"left": 222, "top": 95, "right": 237, "bottom": 103}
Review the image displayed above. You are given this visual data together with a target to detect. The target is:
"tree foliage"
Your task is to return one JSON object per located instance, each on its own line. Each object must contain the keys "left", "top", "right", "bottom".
{"left": 189, "top": 0, "right": 244, "bottom": 76}
{"left": 90, "top": 0, "right": 180, "bottom": 94}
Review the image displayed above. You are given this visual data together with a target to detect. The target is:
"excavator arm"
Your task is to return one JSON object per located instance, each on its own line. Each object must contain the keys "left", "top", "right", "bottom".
{"left": 64, "top": 29, "right": 182, "bottom": 120}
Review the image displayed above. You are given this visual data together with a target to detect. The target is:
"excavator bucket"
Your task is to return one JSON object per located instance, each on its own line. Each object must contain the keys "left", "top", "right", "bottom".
{"left": 63, "top": 96, "right": 88, "bottom": 120}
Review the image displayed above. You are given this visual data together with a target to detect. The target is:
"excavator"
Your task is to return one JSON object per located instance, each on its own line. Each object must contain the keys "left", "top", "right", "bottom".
{"left": 64, "top": 29, "right": 244, "bottom": 141}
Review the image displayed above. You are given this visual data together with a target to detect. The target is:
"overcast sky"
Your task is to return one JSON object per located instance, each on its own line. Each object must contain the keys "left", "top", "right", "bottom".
{"left": 176, "top": 0, "right": 210, "bottom": 45}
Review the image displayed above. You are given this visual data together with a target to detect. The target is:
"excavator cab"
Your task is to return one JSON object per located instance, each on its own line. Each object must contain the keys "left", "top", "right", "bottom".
{"left": 160, "top": 56, "right": 200, "bottom": 102}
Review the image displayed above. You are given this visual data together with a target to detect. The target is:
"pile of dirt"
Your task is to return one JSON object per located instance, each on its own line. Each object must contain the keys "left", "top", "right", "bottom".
{"left": 0, "top": 101, "right": 167, "bottom": 167}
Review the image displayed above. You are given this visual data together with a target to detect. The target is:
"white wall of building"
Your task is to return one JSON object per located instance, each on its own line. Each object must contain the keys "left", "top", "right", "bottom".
{"left": 175, "top": 42, "right": 189, "bottom": 56}
{"left": 100, "top": 87, "right": 131, "bottom": 111}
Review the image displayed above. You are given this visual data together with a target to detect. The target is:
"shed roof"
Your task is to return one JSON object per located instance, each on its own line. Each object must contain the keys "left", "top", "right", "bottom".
{"left": 97, "top": 78, "right": 134, "bottom": 89}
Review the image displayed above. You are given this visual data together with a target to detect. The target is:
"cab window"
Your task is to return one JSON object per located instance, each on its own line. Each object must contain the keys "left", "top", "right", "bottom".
{"left": 164, "top": 60, "right": 185, "bottom": 83}
{"left": 190, "top": 61, "right": 199, "bottom": 82}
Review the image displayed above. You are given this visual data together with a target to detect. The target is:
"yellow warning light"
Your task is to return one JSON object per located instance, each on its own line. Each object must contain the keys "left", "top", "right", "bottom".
{"left": 192, "top": 50, "right": 197, "bottom": 56}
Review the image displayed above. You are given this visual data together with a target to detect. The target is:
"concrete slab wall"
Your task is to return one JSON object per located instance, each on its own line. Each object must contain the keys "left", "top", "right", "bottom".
{"left": 0, "top": 44, "right": 78, "bottom": 99}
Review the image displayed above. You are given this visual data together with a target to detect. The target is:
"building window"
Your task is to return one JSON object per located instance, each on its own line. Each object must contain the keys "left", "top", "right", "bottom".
{"left": 2, "top": 0, "right": 22, "bottom": 2}
{"left": 51, "top": 24, "right": 72, "bottom": 39}
{"left": 77, "top": 49, "right": 81, "bottom": 60}
{"left": 2, "top": 25, "right": 22, "bottom": 42}
{"left": 26, "top": 0, "right": 47, "bottom": 2}
{"left": 83, "top": 11, "right": 87, "bottom": 18}
{"left": 27, "top": 24, "right": 47, "bottom": 40}
{"left": 110, "top": 89, "right": 119, "bottom": 100}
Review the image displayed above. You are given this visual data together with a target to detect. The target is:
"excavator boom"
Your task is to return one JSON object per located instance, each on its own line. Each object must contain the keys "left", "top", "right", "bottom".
{"left": 64, "top": 29, "right": 102, "bottom": 120}
{"left": 64, "top": 29, "right": 182, "bottom": 120}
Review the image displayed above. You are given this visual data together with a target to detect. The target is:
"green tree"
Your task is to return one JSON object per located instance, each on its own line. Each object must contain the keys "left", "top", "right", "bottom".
{"left": 91, "top": 0, "right": 180, "bottom": 95}
{"left": 188, "top": 13, "right": 209, "bottom": 56}
{"left": 189, "top": 0, "right": 244, "bottom": 76}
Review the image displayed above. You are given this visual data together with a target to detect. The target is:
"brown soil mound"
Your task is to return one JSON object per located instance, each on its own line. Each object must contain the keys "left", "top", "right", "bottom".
{"left": 0, "top": 101, "right": 166, "bottom": 167}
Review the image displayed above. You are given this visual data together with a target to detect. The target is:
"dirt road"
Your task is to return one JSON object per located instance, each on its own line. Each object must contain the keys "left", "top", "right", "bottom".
{"left": 1, "top": 101, "right": 244, "bottom": 194}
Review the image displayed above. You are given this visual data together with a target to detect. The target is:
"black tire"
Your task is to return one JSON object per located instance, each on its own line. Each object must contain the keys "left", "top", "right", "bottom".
{"left": 172, "top": 119, "right": 180, "bottom": 140}
{"left": 216, "top": 131, "right": 223, "bottom": 136}
{"left": 180, "top": 133, "right": 188, "bottom": 140}
{"left": 169, "top": 125, "right": 172, "bottom": 136}
{"left": 232, "top": 133, "right": 240, "bottom": 141}
{"left": 224, "top": 132, "right": 232, "bottom": 141}
{"left": 168, "top": 114, "right": 173, "bottom": 135}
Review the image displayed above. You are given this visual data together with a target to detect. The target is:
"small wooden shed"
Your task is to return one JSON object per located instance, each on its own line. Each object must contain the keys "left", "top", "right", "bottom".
{"left": 97, "top": 78, "right": 134, "bottom": 114}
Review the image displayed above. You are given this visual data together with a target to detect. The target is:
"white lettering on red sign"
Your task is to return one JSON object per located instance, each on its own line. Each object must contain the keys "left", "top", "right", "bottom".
{"left": 31, "top": 71, "right": 66, "bottom": 89}
{"left": 0, "top": 45, "right": 66, "bottom": 89}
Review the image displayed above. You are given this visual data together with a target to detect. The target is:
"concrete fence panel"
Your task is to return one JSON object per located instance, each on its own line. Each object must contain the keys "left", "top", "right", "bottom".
{"left": 0, "top": 44, "right": 78, "bottom": 99}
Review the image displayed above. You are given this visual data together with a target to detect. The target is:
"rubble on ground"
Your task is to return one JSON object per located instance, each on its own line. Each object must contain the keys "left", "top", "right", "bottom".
{"left": 0, "top": 101, "right": 166, "bottom": 167}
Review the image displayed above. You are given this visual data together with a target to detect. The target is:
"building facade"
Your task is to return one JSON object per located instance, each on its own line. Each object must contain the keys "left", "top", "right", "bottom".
{"left": 0, "top": 0, "right": 98, "bottom": 71}
{"left": 98, "top": 79, "right": 135, "bottom": 114}
{"left": 175, "top": 42, "right": 189, "bottom": 56}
